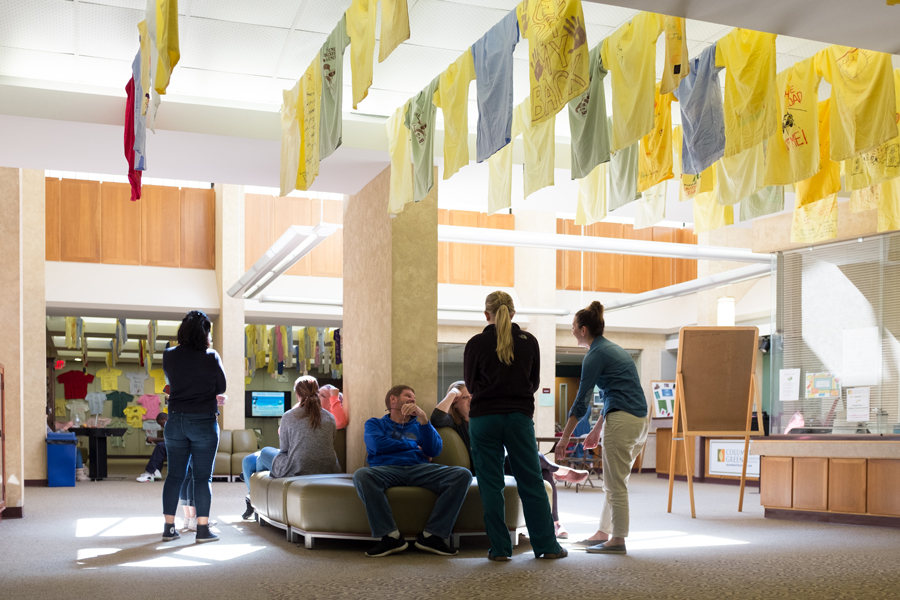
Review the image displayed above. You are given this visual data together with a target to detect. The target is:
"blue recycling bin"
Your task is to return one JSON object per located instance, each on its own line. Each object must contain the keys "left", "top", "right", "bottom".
{"left": 46, "top": 431, "right": 77, "bottom": 487}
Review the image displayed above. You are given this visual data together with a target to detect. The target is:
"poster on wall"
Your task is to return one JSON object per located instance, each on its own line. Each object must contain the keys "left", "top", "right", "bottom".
{"left": 842, "top": 327, "right": 880, "bottom": 387}
{"left": 806, "top": 372, "right": 841, "bottom": 398}
{"left": 846, "top": 387, "right": 871, "bottom": 422}
{"left": 779, "top": 368, "right": 801, "bottom": 401}
{"left": 651, "top": 381, "right": 676, "bottom": 417}
{"left": 708, "top": 439, "right": 760, "bottom": 477}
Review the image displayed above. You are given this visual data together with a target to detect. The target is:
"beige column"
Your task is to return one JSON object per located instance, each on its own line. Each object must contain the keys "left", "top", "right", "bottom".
{"left": 213, "top": 183, "right": 246, "bottom": 430}
{"left": 343, "top": 167, "right": 438, "bottom": 471}
{"left": 0, "top": 168, "right": 46, "bottom": 515}
{"left": 514, "top": 210, "right": 557, "bottom": 448}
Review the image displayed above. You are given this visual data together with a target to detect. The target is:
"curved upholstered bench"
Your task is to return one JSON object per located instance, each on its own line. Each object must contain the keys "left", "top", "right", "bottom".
{"left": 248, "top": 427, "right": 551, "bottom": 549}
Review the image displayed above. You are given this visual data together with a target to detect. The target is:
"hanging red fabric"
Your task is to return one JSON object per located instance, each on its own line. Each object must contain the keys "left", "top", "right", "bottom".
{"left": 125, "top": 77, "right": 142, "bottom": 201}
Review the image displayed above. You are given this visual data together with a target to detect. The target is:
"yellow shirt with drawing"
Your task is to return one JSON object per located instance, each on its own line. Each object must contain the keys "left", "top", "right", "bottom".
{"left": 96, "top": 368, "right": 122, "bottom": 392}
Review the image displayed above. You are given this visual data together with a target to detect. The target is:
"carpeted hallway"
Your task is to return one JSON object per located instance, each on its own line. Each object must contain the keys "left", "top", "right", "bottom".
{"left": 2, "top": 465, "right": 900, "bottom": 600}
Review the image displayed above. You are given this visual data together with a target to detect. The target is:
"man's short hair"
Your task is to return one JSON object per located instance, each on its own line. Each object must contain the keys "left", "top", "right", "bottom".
{"left": 156, "top": 412, "right": 168, "bottom": 423}
{"left": 384, "top": 385, "right": 415, "bottom": 410}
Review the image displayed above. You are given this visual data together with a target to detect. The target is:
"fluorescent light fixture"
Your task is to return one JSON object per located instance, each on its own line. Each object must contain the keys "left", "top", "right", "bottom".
{"left": 717, "top": 296, "right": 736, "bottom": 326}
{"left": 258, "top": 296, "right": 343, "bottom": 307}
{"left": 437, "top": 225, "right": 770, "bottom": 263}
{"left": 258, "top": 296, "right": 568, "bottom": 316}
{"left": 604, "top": 263, "right": 772, "bottom": 313}
{"left": 227, "top": 223, "right": 337, "bottom": 300}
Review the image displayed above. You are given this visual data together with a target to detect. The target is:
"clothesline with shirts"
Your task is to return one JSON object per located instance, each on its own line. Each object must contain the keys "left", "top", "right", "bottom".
{"left": 245, "top": 325, "right": 344, "bottom": 383}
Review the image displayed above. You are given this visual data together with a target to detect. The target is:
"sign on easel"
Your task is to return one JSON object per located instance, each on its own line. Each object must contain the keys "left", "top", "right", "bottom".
{"left": 666, "top": 326, "right": 762, "bottom": 518}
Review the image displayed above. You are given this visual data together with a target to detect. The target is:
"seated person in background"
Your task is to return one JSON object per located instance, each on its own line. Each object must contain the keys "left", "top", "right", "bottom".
{"left": 137, "top": 413, "right": 169, "bottom": 482}
{"left": 318, "top": 384, "right": 348, "bottom": 429}
{"left": 241, "top": 376, "right": 341, "bottom": 520}
{"left": 431, "top": 382, "right": 588, "bottom": 540}
{"left": 353, "top": 385, "right": 473, "bottom": 558}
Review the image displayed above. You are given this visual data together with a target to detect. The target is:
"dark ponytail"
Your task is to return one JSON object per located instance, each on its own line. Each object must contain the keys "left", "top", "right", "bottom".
{"left": 575, "top": 301, "right": 605, "bottom": 338}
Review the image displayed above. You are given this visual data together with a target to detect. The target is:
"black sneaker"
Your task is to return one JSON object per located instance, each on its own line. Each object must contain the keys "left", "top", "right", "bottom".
{"left": 162, "top": 523, "right": 180, "bottom": 542}
{"left": 365, "top": 535, "right": 408, "bottom": 557}
{"left": 242, "top": 496, "right": 255, "bottom": 520}
{"left": 195, "top": 524, "right": 220, "bottom": 544}
{"left": 415, "top": 533, "right": 457, "bottom": 556}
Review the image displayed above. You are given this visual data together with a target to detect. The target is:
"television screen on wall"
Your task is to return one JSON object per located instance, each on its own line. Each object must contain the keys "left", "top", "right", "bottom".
{"left": 245, "top": 391, "right": 290, "bottom": 418}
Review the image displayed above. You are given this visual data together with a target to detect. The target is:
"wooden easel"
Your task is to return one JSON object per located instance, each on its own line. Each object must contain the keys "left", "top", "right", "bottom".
{"left": 666, "top": 327, "right": 762, "bottom": 518}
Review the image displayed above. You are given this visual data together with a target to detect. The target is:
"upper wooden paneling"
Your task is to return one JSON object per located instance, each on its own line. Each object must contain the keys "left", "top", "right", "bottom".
{"left": 623, "top": 225, "right": 653, "bottom": 294}
{"left": 141, "top": 185, "right": 181, "bottom": 268}
{"left": 675, "top": 227, "right": 698, "bottom": 283}
{"left": 45, "top": 178, "right": 61, "bottom": 261}
{"left": 586, "top": 222, "right": 624, "bottom": 293}
{"left": 244, "top": 194, "right": 274, "bottom": 272}
{"left": 448, "top": 210, "right": 481, "bottom": 285}
{"left": 311, "top": 199, "right": 343, "bottom": 278}
{"left": 479, "top": 213, "right": 515, "bottom": 288}
{"left": 651, "top": 227, "right": 676, "bottom": 290}
{"left": 59, "top": 179, "right": 101, "bottom": 263}
{"left": 101, "top": 182, "right": 142, "bottom": 266}
{"left": 561, "top": 220, "right": 583, "bottom": 291}
{"left": 180, "top": 188, "right": 216, "bottom": 270}
{"left": 556, "top": 218, "right": 565, "bottom": 290}
{"left": 273, "top": 196, "right": 314, "bottom": 276}
{"left": 438, "top": 209, "right": 449, "bottom": 284}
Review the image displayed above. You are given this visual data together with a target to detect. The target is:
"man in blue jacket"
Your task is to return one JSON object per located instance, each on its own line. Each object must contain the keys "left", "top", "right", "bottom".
{"left": 353, "top": 384, "right": 473, "bottom": 557}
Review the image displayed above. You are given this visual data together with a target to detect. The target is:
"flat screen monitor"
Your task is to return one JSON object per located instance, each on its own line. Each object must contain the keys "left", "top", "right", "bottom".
{"left": 246, "top": 391, "right": 290, "bottom": 418}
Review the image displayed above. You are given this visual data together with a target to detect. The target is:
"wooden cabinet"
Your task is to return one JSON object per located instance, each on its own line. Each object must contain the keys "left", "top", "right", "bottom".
{"left": 675, "top": 227, "right": 698, "bottom": 283}
{"left": 560, "top": 219, "right": 583, "bottom": 291}
{"left": 180, "top": 188, "right": 216, "bottom": 270}
{"left": 760, "top": 456, "right": 793, "bottom": 508}
{"left": 59, "top": 179, "right": 101, "bottom": 263}
{"left": 45, "top": 179, "right": 61, "bottom": 261}
{"left": 448, "top": 210, "right": 481, "bottom": 285}
{"left": 141, "top": 185, "right": 181, "bottom": 268}
{"left": 792, "top": 457, "right": 828, "bottom": 511}
{"left": 587, "top": 222, "right": 624, "bottom": 293}
{"left": 623, "top": 225, "right": 653, "bottom": 293}
{"left": 867, "top": 459, "right": 900, "bottom": 516}
{"left": 828, "top": 458, "right": 866, "bottom": 514}
{"left": 655, "top": 427, "right": 688, "bottom": 476}
{"left": 101, "top": 182, "right": 142, "bottom": 266}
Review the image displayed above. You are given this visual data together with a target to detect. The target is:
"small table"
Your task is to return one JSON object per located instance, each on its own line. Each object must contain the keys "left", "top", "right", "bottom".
{"left": 70, "top": 428, "right": 127, "bottom": 481}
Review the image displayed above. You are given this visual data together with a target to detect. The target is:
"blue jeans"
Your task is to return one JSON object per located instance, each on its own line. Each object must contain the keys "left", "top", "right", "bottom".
{"left": 163, "top": 413, "right": 219, "bottom": 518}
{"left": 179, "top": 461, "right": 194, "bottom": 506}
{"left": 145, "top": 442, "right": 166, "bottom": 474}
{"left": 242, "top": 447, "right": 279, "bottom": 492}
{"left": 352, "top": 463, "right": 473, "bottom": 539}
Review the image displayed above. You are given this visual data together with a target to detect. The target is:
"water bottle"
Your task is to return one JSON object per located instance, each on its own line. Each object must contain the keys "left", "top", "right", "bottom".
{"left": 74, "top": 414, "right": 81, "bottom": 428}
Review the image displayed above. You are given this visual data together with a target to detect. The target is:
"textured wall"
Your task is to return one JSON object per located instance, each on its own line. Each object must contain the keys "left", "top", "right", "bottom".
{"left": 343, "top": 167, "right": 394, "bottom": 471}
{"left": 214, "top": 183, "right": 246, "bottom": 430}
{"left": 391, "top": 178, "right": 438, "bottom": 411}
{"left": 22, "top": 170, "right": 46, "bottom": 481}
{"left": 0, "top": 167, "right": 25, "bottom": 510}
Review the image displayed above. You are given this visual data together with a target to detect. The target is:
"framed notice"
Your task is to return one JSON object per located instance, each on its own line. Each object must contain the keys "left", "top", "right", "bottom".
{"left": 651, "top": 381, "right": 676, "bottom": 417}
{"left": 709, "top": 439, "right": 760, "bottom": 477}
{"left": 806, "top": 372, "right": 841, "bottom": 398}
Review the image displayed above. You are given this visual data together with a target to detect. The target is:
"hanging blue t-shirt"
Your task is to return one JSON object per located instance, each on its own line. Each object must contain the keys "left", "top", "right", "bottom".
{"left": 131, "top": 51, "right": 147, "bottom": 171}
{"left": 471, "top": 9, "right": 519, "bottom": 163}
{"left": 675, "top": 43, "right": 725, "bottom": 175}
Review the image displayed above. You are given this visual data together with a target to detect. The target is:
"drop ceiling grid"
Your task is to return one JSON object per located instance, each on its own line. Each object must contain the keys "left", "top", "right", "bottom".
{"left": 0, "top": 0, "right": 75, "bottom": 54}
{"left": 78, "top": 3, "right": 144, "bottom": 62}
{"left": 274, "top": 31, "right": 329, "bottom": 80}
{"left": 82, "top": 0, "right": 148, "bottom": 10}
{"left": 408, "top": 0, "right": 509, "bottom": 53}
{"left": 190, "top": 0, "right": 302, "bottom": 29}
{"left": 178, "top": 17, "right": 290, "bottom": 77}
{"left": 0, "top": 46, "right": 76, "bottom": 81}
{"left": 296, "top": 1, "right": 353, "bottom": 34}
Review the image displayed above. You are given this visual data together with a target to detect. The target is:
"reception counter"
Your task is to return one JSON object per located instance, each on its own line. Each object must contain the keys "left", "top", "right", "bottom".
{"left": 750, "top": 435, "right": 900, "bottom": 527}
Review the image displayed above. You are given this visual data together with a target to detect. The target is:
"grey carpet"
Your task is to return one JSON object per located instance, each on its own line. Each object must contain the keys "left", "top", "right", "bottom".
{"left": 2, "top": 460, "right": 899, "bottom": 600}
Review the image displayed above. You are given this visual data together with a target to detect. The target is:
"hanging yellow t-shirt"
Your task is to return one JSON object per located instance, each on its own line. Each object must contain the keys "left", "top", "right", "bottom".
{"left": 154, "top": 0, "right": 179, "bottom": 95}
{"left": 693, "top": 187, "right": 734, "bottom": 234}
{"left": 764, "top": 57, "right": 821, "bottom": 186}
{"left": 96, "top": 368, "right": 122, "bottom": 392}
{"left": 602, "top": 12, "right": 663, "bottom": 153}
{"left": 637, "top": 84, "right": 674, "bottom": 193}
{"left": 844, "top": 68, "right": 900, "bottom": 191}
{"left": 486, "top": 110, "right": 521, "bottom": 215}
{"left": 296, "top": 60, "right": 322, "bottom": 192}
{"left": 795, "top": 99, "right": 842, "bottom": 207}
{"left": 122, "top": 405, "right": 147, "bottom": 429}
{"left": 55, "top": 398, "right": 67, "bottom": 418}
{"left": 149, "top": 368, "right": 166, "bottom": 393}
{"left": 65, "top": 317, "right": 77, "bottom": 349}
{"left": 791, "top": 195, "right": 838, "bottom": 243}
{"left": 715, "top": 143, "right": 766, "bottom": 206}
{"left": 634, "top": 181, "right": 667, "bottom": 229}
{"left": 387, "top": 101, "right": 414, "bottom": 214}
{"left": 279, "top": 82, "right": 302, "bottom": 197}
{"left": 137, "top": 20, "right": 151, "bottom": 115}
{"left": 517, "top": 0, "right": 590, "bottom": 125}
{"left": 378, "top": 0, "right": 410, "bottom": 62}
{"left": 816, "top": 46, "right": 898, "bottom": 161}
{"left": 878, "top": 178, "right": 900, "bottom": 232}
{"left": 850, "top": 185, "right": 879, "bottom": 213}
{"left": 515, "top": 97, "right": 555, "bottom": 198}
{"left": 575, "top": 163, "right": 608, "bottom": 226}
{"left": 659, "top": 16, "right": 689, "bottom": 95}
{"left": 433, "top": 51, "right": 476, "bottom": 180}
{"left": 715, "top": 29, "right": 779, "bottom": 158}
{"left": 347, "top": 0, "right": 376, "bottom": 109}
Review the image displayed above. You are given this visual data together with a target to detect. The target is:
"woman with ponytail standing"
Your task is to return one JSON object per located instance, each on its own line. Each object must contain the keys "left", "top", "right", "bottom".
{"left": 240, "top": 376, "right": 341, "bottom": 520}
{"left": 556, "top": 301, "right": 649, "bottom": 555}
{"left": 464, "top": 291, "right": 566, "bottom": 561}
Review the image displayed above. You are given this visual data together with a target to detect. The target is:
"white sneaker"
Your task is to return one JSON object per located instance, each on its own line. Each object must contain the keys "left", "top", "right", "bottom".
{"left": 136, "top": 472, "right": 155, "bottom": 482}
{"left": 152, "top": 469, "right": 162, "bottom": 479}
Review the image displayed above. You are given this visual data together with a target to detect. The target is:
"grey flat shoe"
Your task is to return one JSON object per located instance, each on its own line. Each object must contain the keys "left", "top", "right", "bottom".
{"left": 572, "top": 538, "right": 606, "bottom": 547}
{"left": 586, "top": 543, "right": 626, "bottom": 554}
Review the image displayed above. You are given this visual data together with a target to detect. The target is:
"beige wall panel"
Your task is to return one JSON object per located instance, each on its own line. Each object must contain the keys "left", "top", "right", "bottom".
{"left": 438, "top": 209, "right": 449, "bottom": 284}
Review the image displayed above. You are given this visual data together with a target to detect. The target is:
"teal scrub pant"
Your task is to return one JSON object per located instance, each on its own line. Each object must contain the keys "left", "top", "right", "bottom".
{"left": 470, "top": 412, "right": 561, "bottom": 558}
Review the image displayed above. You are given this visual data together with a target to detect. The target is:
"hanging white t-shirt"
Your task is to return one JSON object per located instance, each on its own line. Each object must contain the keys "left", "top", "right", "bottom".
{"left": 126, "top": 371, "right": 149, "bottom": 395}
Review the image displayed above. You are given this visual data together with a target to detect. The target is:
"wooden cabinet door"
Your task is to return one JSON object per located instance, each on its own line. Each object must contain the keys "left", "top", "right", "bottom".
{"left": 180, "top": 188, "right": 216, "bottom": 270}
{"left": 760, "top": 456, "right": 793, "bottom": 508}
{"left": 448, "top": 210, "right": 481, "bottom": 285}
{"left": 141, "top": 185, "right": 181, "bottom": 268}
{"left": 101, "top": 182, "right": 142, "bottom": 266}
{"left": 792, "top": 457, "right": 828, "bottom": 511}
{"left": 45, "top": 178, "right": 61, "bottom": 261}
{"left": 480, "top": 213, "right": 515, "bottom": 287}
{"left": 652, "top": 227, "right": 676, "bottom": 289}
{"left": 867, "top": 459, "right": 900, "bottom": 516}
{"left": 828, "top": 458, "right": 866, "bottom": 514}
{"left": 586, "top": 222, "right": 624, "bottom": 293}
{"left": 59, "top": 179, "right": 101, "bottom": 263}
{"left": 623, "top": 224, "right": 653, "bottom": 293}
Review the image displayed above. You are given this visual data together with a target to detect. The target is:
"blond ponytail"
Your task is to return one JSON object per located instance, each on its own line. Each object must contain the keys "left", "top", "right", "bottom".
{"left": 486, "top": 291, "right": 515, "bottom": 365}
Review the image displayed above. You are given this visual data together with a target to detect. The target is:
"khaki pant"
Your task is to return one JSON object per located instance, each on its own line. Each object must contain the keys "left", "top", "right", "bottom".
{"left": 599, "top": 411, "right": 650, "bottom": 538}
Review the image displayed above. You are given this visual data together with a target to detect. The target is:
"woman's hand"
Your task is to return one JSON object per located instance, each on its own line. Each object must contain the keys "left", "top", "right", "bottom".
{"left": 216, "top": 394, "right": 227, "bottom": 406}
{"left": 554, "top": 435, "right": 570, "bottom": 463}
{"left": 583, "top": 420, "right": 603, "bottom": 450}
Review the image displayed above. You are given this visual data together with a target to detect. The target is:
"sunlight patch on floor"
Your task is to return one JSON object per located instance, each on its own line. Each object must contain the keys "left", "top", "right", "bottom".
{"left": 562, "top": 530, "right": 749, "bottom": 551}
{"left": 76, "top": 548, "right": 121, "bottom": 561}
{"left": 76, "top": 518, "right": 122, "bottom": 538}
{"left": 120, "top": 556, "right": 211, "bottom": 568}
{"left": 101, "top": 517, "right": 165, "bottom": 537}
{"left": 176, "top": 544, "right": 266, "bottom": 561}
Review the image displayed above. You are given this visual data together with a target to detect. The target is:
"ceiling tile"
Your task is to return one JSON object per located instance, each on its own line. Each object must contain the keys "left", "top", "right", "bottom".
{"left": 296, "top": 0, "right": 353, "bottom": 34}
{"left": 685, "top": 19, "right": 732, "bottom": 43}
{"left": 368, "top": 42, "right": 459, "bottom": 95}
{"left": 179, "top": 18, "right": 289, "bottom": 77}
{"left": 82, "top": 0, "right": 146, "bottom": 10}
{"left": 438, "top": 0, "right": 518, "bottom": 10}
{"left": 79, "top": 3, "right": 144, "bottom": 62}
{"left": 190, "top": 0, "right": 300, "bottom": 28}
{"left": 777, "top": 36, "right": 829, "bottom": 57}
{"left": 275, "top": 31, "right": 328, "bottom": 80}
{"left": 0, "top": 0, "right": 75, "bottom": 54}
{"left": 581, "top": 3, "right": 638, "bottom": 28}
{"left": 169, "top": 67, "right": 285, "bottom": 104}
{"left": 76, "top": 55, "right": 134, "bottom": 87}
{"left": 0, "top": 46, "right": 77, "bottom": 81}
{"left": 408, "top": 0, "right": 509, "bottom": 52}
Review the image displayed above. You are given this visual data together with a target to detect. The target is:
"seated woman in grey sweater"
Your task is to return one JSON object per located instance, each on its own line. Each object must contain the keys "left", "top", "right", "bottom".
{"left": 241, "top": 376, "right": 341, "bottom": 520}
